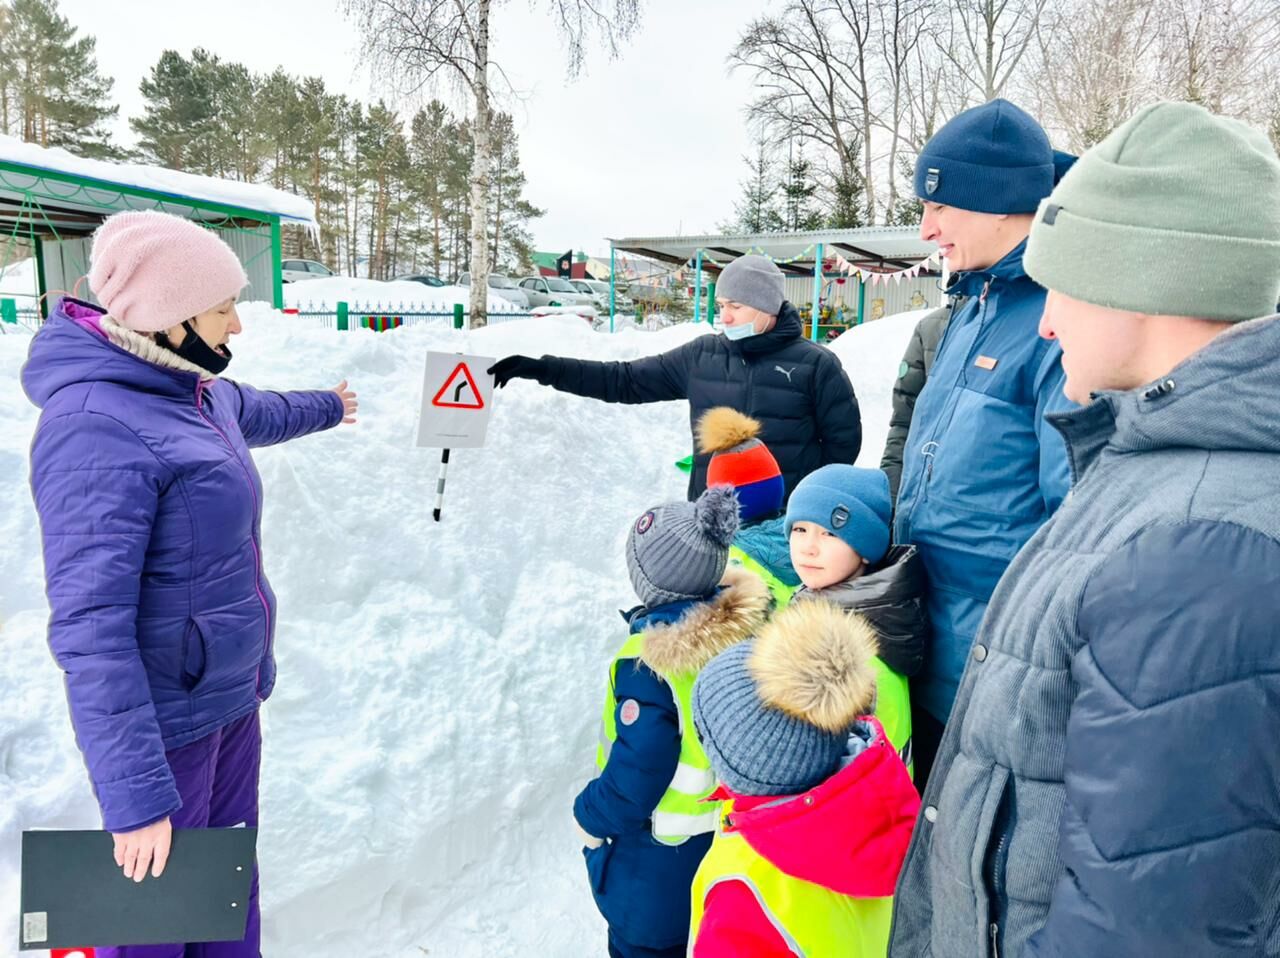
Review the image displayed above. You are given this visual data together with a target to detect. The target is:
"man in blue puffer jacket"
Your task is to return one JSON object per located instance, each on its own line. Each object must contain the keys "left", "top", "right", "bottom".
{"left": 892, "top": 100, "right": 1076, "bottom": 784}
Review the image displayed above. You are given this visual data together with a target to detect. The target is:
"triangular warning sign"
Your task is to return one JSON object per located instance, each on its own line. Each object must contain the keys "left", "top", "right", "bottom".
{"left": 431, "top": 362, "right": 486, "bottom": 409}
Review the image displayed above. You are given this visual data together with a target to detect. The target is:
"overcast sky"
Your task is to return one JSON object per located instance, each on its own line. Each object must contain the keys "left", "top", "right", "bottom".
{"left": 56, "top": 0, "right": 773, "bottom": 257}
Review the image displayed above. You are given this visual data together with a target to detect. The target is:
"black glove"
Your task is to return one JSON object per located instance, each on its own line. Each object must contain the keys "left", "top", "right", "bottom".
{"left": 488, "top": 355, "right": 549, "bottom": 388}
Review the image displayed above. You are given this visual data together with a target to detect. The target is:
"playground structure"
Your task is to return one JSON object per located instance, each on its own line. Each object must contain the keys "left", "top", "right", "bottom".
{"left": 0, "top": 135, "right": 317, "bottom": 321}
{"left": 608, "top": 226, "right": 943, "bottom": 339}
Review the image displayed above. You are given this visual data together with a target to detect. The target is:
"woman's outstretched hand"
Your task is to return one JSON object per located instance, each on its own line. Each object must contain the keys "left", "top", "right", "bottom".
{"left": 113, "top": 816, "right": 173, "bottom": 882}
{"left": 332, "top": 380, "right": 358, "bottom": 423}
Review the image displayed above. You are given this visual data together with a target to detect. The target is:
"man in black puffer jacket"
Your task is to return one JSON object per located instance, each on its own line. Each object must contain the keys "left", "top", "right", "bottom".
{"left": 488, "top": 255, "right": 861, "bottom": 499}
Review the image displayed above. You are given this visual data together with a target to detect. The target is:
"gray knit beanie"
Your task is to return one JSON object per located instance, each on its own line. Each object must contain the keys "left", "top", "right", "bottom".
{"left": 1025, "top": 101, "right": 1280, "bottom": 322}
{"left": 692, "top": 600, "right": 879, "bottom": 796}
{"left": 716, "top": 255, "right": 785, "bottom": 316}
{"left": 626, "top": 485, "right": 740, "bottom": 608}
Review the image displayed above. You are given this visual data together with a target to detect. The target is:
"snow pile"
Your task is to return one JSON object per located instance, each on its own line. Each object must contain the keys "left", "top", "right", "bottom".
{"left": 0, "top": 135, "right": 315, "bottom": 226}
{"left": 0, "top": 307, "right": 909, "bottom": 956}
{"left": 828, "top": 307, "right": 931, "bottom": 462}
{"left": 0, "top": 257, "right": 37, "bottom": 301}
{"left": 282, "top": 276, "right": 516, "bottom": 314}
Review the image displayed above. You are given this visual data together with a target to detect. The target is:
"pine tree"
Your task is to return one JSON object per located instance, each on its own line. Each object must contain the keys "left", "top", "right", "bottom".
{"left": 0, "top": 0, "right": 118, "bottom": 157}
{"left": 132, "top": 50, "right": 216, "bottom": 171}
{"left": 733, "top": 133, "right": 784, "bottom": 233}
{"left": 488, "top": 112, "right": 543, "bottom": 274}
{"left": 782, "top": 140, "right": 823, "bottom": 231}
{"left": 407, "top": 102, "right": 454, "bottom": 277}
{"left": 358, "top": 101, "right": 409, "bottom": 279}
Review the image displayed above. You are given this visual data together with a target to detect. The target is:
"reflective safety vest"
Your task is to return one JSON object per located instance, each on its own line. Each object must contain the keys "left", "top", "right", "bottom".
{"left": 689, "top": 804, "right": 894, "bottom": 958}
{"left": 869, "top": 659, "right": 913, "bottom": 778}
{"left": 595, "top": 632, "right": 719, "bottom": 844}
{"left": 728, "top": 546, "right": 797, "bottom": 609}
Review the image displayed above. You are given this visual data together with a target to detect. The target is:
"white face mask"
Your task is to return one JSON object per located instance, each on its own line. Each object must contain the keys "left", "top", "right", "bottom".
{"left": 723, "top": 321, "right": 760, "bottom": 341}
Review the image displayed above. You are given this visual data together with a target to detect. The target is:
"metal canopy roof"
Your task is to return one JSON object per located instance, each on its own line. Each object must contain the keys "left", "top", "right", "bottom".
{"left": 610, "top": 226, "right": 938, "bottom": 276}
{"left": 0, "top": 159, "right": 291, "bottom": 239}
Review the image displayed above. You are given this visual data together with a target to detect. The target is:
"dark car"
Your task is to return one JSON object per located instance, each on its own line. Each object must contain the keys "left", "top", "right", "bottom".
{"left": 393, "top": 274, "right": 448, "bottom": 288}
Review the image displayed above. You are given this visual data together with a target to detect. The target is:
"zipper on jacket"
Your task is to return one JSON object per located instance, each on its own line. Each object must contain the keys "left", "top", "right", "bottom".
{"left": 983, "top": 783, "right": 1013, "bottom": 958}
{"left": 194, "top": 379, "right": 273, "bottom": 697}
{"left": 902, "top": 283, "right": 991, "bottom": 523}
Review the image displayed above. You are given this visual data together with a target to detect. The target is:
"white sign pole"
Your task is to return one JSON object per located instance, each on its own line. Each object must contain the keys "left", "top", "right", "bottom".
{"left": 433, "top": 448, "right": 450, "bottom": 522}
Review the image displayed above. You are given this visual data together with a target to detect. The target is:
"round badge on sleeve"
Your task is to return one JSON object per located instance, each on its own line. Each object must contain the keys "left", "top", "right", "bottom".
{"left": 620, "top": 699, "right": 641, "bottom": 726}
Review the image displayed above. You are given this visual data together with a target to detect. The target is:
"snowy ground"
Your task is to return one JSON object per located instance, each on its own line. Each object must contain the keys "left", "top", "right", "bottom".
{"left": 0, "top": 257, "right": 37, "bottom": 302}
{"left": 0, "top": 305, "right": 919, "bottom": 956}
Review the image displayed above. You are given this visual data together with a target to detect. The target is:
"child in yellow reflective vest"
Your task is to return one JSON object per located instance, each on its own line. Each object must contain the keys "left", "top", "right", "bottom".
{"left": 688, "top": 595, "right": 921, "bottom": 957}
{"left": 785, "top": 464, "right": 926, "bottom": 775}
{"left": 574, "top": 486, "right": 772, "bottom": 958}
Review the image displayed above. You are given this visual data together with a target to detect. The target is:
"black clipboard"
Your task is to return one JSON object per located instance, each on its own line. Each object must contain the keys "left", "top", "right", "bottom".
{"left": 20, "top": 828, "right": 257, "bottom": 951}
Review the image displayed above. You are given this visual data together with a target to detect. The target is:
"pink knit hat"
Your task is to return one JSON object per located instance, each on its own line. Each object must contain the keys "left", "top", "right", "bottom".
{"left": 88, "top": 210, "right": 249, "bottom": 332}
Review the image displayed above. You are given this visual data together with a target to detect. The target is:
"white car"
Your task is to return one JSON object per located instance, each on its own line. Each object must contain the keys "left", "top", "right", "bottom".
{"left": 571, "top": 279, "right": 633, "bottom": 313}
{"left": 281, "top": 259, "right": 336, "bottom": 283}
{"left": 517, "top": 275, "right": 597, "bottom": 308}
{"left": 456, "top": 272, "right": 531, "bottom": 309}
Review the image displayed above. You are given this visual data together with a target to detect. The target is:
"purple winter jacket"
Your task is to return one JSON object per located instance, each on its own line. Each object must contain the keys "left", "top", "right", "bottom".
{"left": 22, "top": 298, "right": 344, "bottom": 832}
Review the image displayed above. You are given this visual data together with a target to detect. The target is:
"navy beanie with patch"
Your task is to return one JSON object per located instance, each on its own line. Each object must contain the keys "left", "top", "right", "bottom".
{"left": 915, "top": 98, "right": 1055, "bottom": 214}
{"left": 785, "top": 465, "right": 892, "bottom": 565}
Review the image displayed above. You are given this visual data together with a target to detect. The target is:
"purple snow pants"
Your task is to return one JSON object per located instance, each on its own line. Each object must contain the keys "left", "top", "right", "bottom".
{"left": 99, "top": 709, "right": 262, "bottom": 958}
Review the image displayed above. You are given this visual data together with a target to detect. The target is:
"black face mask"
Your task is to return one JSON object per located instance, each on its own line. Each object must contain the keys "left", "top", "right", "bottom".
{"left": 156, "top": 320, "right": 232, "bottom": 375}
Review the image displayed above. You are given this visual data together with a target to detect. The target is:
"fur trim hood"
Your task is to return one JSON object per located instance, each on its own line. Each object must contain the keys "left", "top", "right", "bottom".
{"left": 750, "top": 598, "right": 880, "bottom": 733}
{"left": 640, "top": 565, "right": 772, "bottom": 676}
{"left": 100, "top": 314, "right": 216, "bottom": 381}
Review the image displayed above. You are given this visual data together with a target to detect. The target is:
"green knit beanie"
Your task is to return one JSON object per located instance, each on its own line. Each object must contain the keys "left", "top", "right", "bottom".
{"left": 1025, "top": 101, "right": 1280, "bottom": 322}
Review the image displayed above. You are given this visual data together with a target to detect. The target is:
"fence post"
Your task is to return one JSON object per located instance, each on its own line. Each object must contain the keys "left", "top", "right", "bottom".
{"left": 693, "top": 249, "right": 703, "bottom": 324}
{"left": 337, "top": 301, "right": 349, "bottom": 332}
{"left": 453, "top": 303, "right": 464, "bottom": 330}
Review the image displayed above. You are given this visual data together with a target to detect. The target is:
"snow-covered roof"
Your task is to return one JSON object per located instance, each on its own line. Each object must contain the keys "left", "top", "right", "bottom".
{"left": 0, "top": 135, "right": 317, "bottom": 229}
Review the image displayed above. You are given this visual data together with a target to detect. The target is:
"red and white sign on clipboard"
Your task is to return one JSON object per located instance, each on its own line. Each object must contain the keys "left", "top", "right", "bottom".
{"left": 416, "top": 351, "right": 495, "bottom": 450}
{"left": 416, "top": 351, "right": 496, "bottom": 522}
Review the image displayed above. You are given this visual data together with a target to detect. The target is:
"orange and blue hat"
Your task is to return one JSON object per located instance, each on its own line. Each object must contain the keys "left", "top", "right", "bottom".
{"left": 698, "top": 407, "right": 785, "bottom": 524}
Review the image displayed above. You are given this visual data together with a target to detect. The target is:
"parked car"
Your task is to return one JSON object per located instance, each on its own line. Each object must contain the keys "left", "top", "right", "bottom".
{"left": 571, "top": 278, "right": 634, "bottom": 313}
{"left": 393, "top": 273, "right": 448, "bottom": 288}
{"left": 517, "top": 275, "right": 597, "bottom": 308}
{"left": 281, "top": 259, "right": 336, "bottom": 283}
{"left": 456, "top": 271, "right": 530, "bottom": 309}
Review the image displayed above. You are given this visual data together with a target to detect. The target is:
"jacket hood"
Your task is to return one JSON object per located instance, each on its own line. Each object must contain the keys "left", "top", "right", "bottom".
{"left": 714, "top": 715, "right": 921, "bottom": 897}
{"left": 640, "top": 565, "right": 772, "bottom": 675}
{"left": 947, "top": 237, "right": 1033, "bottom": 299}
{"left": 734, "top": 516, "right": 801, "bottom": 587}
{"left": 791, "top": 545, "right": 928, "bottom": 677}
{"left": 22, "top": 298, "right": 204, "bottom": 410}
{"left": 732, "top": 301, "right": 804, "bottom": 357}
{"left": 1050, "top": 314, "right": 1280, "bottom": 479}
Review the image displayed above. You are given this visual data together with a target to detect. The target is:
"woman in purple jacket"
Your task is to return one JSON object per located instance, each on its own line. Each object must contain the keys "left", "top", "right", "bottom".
{"left": 21, "top": 210, "right": 356, "bottom": 958}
